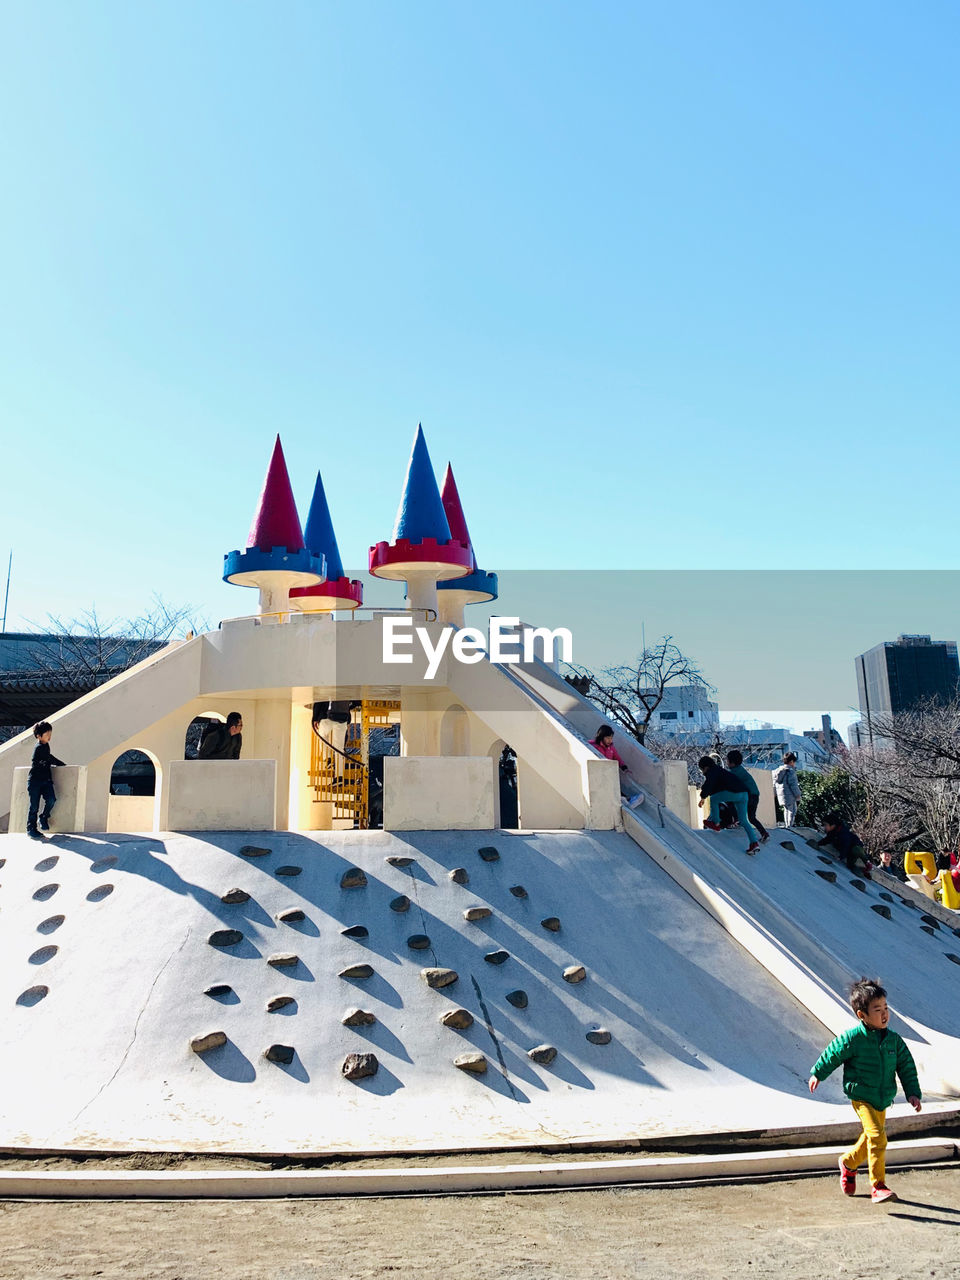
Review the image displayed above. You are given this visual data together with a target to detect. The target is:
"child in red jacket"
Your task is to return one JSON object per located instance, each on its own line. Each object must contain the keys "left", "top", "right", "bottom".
{"left": 590, "top": 725, "right": 644, "bottom": 810}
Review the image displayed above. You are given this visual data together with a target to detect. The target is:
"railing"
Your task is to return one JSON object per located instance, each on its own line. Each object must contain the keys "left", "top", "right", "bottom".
{"left": 307, "top": 699, "right": 401, "bottom": 828}
{"left": 219, "top": 606, "right": 438, "bottom": 627}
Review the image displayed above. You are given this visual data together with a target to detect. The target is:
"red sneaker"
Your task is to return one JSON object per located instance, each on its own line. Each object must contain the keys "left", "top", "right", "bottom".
{"left": 702, "top": 820, "right": 722, "bottom": 832}
{"left": 839, "top": 1158, "right": 856, "bottom": 1195}
{"left": 870, "top": 1183, "right": 897, "bottom": 1203}
{"left": 746, "top": 842, "right": 761, "bottom": 855}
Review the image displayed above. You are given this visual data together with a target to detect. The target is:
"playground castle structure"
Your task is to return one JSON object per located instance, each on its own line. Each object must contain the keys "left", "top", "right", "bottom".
{"left": 0, "top": 427, "right": 957, "bottom": 1158}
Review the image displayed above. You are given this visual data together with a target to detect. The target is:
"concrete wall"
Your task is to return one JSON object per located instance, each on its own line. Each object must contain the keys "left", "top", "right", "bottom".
{"left": 82, "top": 698, "right": 259, "bottom": 833}
{"left": 689, "top": 768, "right": 777, "bottom": 830}
{"left": 166, "top": 760, "right": 277, "bottom": 830}
{"left": 106, "top": 794, "right": 157, "bottom": 833}
{"left": 383, "top": 756, "right": 496, "bottom": 830}
{"left": 748, "top": 767, "right": 777, "bottom": 829}
{"left": 10, "top": 765, "right": 87, "bottom": 834}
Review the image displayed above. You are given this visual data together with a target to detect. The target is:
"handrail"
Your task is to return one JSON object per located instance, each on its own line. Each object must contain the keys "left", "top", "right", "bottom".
{"left": 219, "top": 606, "right": 438, "bottom": 627}
{"left": 311, "top": 723, "right": 368, "bottom": 773}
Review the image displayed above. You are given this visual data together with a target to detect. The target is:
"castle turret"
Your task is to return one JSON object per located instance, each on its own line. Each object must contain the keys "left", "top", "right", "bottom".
{"left": 289, "top": 471, "right": 363, "bottom": 613}
{"left": 369, "top": 425, "right": 471, "bottom": 616}
{"left": 436, "top": 463, "right": 498, "bottom": 626}
{"left": 223, "top": 436, "right": 326, "bottom": 616}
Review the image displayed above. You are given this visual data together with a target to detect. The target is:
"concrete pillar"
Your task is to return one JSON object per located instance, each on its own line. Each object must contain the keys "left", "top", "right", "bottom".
{"left": 252, "top": 697, "right": 292, "bottom": 828}
{"left": 11, "top": 766, "right": 87, "bottom": 835}
{"left": 405, "top": 571, "right": 440, "bottom": 620}
{"left": 288, "top": 691, "right": 320, "bottom": 830}
{"left": 400, "top": 689, "right": 441, "bottom": 757}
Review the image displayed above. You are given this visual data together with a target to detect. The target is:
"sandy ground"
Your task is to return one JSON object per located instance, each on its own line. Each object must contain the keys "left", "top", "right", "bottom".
{"left": 1, "top": 1163, "right": 960, "bottom": 1280}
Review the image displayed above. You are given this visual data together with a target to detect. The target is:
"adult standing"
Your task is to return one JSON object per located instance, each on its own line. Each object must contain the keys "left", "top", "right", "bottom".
{"left": 773, "top": 751, "right": 801, "bottom": 827}
{"left": 312, "top": 700, "right": 360, "bottom": 760}
{"left": 198, "top": 712, "right": 243, "bottom": 760}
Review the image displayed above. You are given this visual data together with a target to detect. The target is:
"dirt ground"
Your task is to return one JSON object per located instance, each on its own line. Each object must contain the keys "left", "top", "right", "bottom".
{"left": 1, "top": 1163, "right": 959, "bottom": 1280}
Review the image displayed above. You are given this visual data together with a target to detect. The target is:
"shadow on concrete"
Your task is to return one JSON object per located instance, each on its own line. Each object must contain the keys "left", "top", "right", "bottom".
{"left": 347, "top": 1017, "right": 413, "bottom": 1064}
{"left": 345, "top": 1061, "right": 404, "bottom": 1096}
{"left": 197, "top": 1038, "right": 257, "bottom": 1083}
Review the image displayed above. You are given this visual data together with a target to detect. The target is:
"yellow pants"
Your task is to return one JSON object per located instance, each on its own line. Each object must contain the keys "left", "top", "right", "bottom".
{"left": 842, "top": 1099, "right": 887, "bottom": 1185}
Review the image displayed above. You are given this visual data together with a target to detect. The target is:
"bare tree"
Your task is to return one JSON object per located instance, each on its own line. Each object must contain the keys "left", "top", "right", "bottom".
{"left": 645, "top": 725, "right": 784, "bottom": 784}
{"left": 843, "top": 698, "right": 960, "bottom": 855}
{"left": 17, "top": 596, "right": 206, "bottom": 684}
{"left": 564, "top": 636, "right": 711, "bottom": 745}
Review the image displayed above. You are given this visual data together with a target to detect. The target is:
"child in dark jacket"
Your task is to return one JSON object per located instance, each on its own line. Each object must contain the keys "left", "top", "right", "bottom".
{"left": 725, "top": 749, "right": 769, "bottom": 843}
{"left": 27, "top": 721, "right": 66, "bottom": 838}
{"left": 697, "top": 756, "right": 760, "bottom": 853}
{"left": 816, "top": 812, "right": 871, "bottom": 875}
{"left": 809, "top": 977, "right": 921, "bottom": 1204}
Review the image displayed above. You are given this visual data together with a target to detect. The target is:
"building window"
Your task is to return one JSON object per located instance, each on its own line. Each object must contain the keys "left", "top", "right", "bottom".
{"left": 660, "top": 711, "right": 678, "bottom": 720}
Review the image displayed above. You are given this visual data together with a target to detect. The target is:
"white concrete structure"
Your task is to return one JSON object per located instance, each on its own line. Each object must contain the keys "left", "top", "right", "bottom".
{"left": 383, "top": 756, "right": 497, "bottom": 830}
{"left": 11, "top": 765, "right": 87, "bottom": 836}
{"left": 1, "top": 820, "right": 956, "bottom": 1155}
{"left": 0, "top": 616, "right": 634, "bottom": 839}
{"left": 166, "top": 760, "right": 277, "bottom": 831}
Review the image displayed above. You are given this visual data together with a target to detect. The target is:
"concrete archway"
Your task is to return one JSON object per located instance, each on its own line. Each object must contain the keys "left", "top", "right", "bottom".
{"left": 440, "top": 704, "right": 469, "bottom": 757}
{"left": 107, "top": 748, "right": 161, "bottom": 832}
{"left": 184, "top": 713, "right": 226, "bottom": 760}
{"left": 488, "top": 737, "right": 520, "bottom": 829}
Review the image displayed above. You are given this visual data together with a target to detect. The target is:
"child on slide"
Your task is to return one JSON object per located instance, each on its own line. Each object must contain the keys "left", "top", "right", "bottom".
{"left": 590, "top": 725, "right": 644, "bottom": 809}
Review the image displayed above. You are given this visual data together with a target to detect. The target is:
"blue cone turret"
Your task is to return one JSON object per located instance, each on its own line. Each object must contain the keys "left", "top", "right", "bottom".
{"left": 391, "top": 424, "right": 453, "bottom": 545}
{"left": 303, "top": 471, "right": 344, "bottom": 580}
{"left": 289, "top": 470, "right": 363, "bottom": 611}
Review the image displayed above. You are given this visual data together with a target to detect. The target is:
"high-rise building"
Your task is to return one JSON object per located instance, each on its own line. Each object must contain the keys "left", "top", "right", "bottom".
{"left": 855, "top": 634, "right": 959, "bottom": 744}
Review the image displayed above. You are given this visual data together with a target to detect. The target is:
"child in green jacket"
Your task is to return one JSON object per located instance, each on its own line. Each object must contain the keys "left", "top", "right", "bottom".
{"left": 808, "top": 977, "right": 921, "bottom": 1204}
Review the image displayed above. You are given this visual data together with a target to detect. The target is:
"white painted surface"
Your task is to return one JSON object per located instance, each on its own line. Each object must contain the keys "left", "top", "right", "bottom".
{"left": 106, "top": 794, "right": 157, "bottom": 833}
{"left": 11, "top": 765, "right": 87, "bottom": 835}
{"left": 747, "top": 766, "right": 777, "bottom": 829}
{"left": 166, "top": 760, "right": 277, "bottom": 830}
{"left": 622, "top": 805, "right": 960, "bottom": 1097}
{"left": 383, "top": 757, "right": 496, "bottom": 830}
{"left": 0, "top": 827, "right": 863, "bottom": 1155}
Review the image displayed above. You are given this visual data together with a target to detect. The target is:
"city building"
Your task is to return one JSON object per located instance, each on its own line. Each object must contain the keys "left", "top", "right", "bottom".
{"left": 855, "top": 634, "right": 960, "bottom": 746}
{"left": 674, "top": 725, "right": 831, "bottom": 772}
{"left": 649, "top": 683, "right": 719, "bottom": 735}
{"left": 802, "top": 713, "right": 844, "bottom": 755}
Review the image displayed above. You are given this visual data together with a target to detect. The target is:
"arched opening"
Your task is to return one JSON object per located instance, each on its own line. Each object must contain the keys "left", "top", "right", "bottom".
{"left": 440, "top": 704, "right": 469, "bottom": 757}
{"left": 107, "top": 748, "right": 160, "bottom": 833}
{"left": 185, "top": 713, "right": 226, "bottom": 760}
{"left": 488, "top": 737, "right": 520, "bottom": 829}
{"left": 110, "top": 750, "right": 156, "bottom": 796}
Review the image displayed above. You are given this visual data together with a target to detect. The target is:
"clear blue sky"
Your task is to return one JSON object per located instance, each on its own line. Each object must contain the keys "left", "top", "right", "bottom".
{"left": 2, "top": 1, "right": 958, "bottom": 715}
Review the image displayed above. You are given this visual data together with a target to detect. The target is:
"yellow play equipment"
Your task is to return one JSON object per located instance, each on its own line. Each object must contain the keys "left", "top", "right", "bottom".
{"left": 904, "top": 850, "right": 936, "bottom": 880}
{"left": 940, "top": 867, "right": 960, "bottom": 910}
{"left": 903, "top": 850, "right": 960, "bottom": 910}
